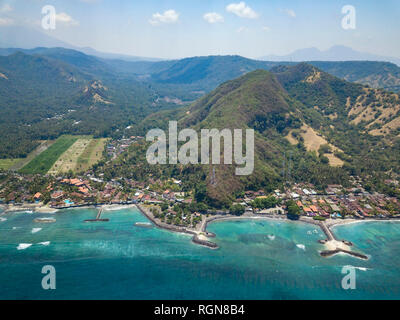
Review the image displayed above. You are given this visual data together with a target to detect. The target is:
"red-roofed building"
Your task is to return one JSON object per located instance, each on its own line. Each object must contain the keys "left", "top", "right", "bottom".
{"left": 78, "top": 187, "right": 89, "bottom": 194}
{"left": 34, "top": 192, "right": 42, "bottom": 199}
{"left": 51, "top": 191, "right": 64, "bottom": 200}
{"left": 70, "top": 178, "right": 81, "bottom": 185}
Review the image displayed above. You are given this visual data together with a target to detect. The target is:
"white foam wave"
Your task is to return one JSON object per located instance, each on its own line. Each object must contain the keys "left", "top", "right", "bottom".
{"left": 343, "top": 265, "right": 371, "bottom": 271}
{"left": 31, "top": 228, "right": 42, "bottom": 234}
{"left": 17, "top": 243, "right": 32, "bottom": 250}
{"left": 38, "top": 241, "right": 50, "bottom": 246}
{"left": 268, "top": 235, "right": 275, "bottom": 240}
{"left": 103, "top": 206, "right": 126, "bottom": 211}
{"left": 296, "top": 244, "right": 306, "bottom": 250}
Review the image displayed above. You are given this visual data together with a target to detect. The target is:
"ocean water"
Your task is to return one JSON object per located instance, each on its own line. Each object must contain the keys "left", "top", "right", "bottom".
{"left": 0, "top": 207, "right": 399, "bottom": 300}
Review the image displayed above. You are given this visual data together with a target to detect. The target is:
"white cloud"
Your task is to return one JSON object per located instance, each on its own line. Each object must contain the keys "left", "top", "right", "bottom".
{"left": 0, "top": 4, "right": 13, "bottom": 13}
{"left": 262, "top": 26, "right": 271, "bottom": 32}
{"left": 56, "top": 12, "right": 79, "bottom": 26}
{"left": 203, "top": 12, "right": 224, "bottom": 24}
{"left": 0, "top": 17, "right": 13, "bottom": 26}
{"left": 237, "top": 26, "right": 248, "bottom": 33}
{"left": 149, "top": 9, "right": 179, "bottom": 26}
{"left": 226, "top": 2, "right": 258, "bottom": 19}
{"left": 284, "top": 9, "right": 296, "bottom": 18}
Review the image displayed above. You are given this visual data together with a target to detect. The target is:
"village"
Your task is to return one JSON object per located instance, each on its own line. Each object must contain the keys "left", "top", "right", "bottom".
{"left": 0, "top": 131, "right": 399, "bottom": 228}
{"left": 1, "top": 164, "right": 399, "bottom": 229}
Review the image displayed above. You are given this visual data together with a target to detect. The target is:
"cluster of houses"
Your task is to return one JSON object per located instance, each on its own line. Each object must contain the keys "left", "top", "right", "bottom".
{"left": 43, "top": 176, "right": 194, "bottom": 209}
{"left": 128, "top": 181, "right": 193, "bottom": 206}
{"left": 1, "top": 164, "right": 399, "bottom": 221}
{"left": 48, "top": 178, "right": 94, "bottom": 207}
{"left": 106, "top": 136, "right": 143, "bottom": 159}
{"left": 285, "top": 183, "right": 400, "bottom": 219}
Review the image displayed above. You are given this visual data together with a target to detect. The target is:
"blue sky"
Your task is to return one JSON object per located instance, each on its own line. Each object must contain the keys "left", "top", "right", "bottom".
{"left": 1, "top": 0, "right": 400, "bottom": 59}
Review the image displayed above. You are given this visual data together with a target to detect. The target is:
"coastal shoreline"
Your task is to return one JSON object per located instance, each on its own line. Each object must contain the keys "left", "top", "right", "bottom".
{"left": 3, "top": 202, "right": 398, "bottom": 258}
{"left": 134, "top": 206, "right": 380, "bottom": 259}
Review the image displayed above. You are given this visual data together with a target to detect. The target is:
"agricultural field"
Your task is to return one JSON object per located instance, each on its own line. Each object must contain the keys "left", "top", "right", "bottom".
{"left": 47, "top": 137, "right": 92, "bottom": 175}
{"left": 75, "top": 138, "right": 108, "bottom": 173}
{"left": 0, "top": 159, "right": 22, "bottom": 170}
{"left": 10, "top": 140, "right": 55, "bottom": 171}
{"left": 49, "top": 136, "right": 107, "bottom": 175}
{"left": 19, "top": 135, "right": 108, "bottom": 175}
{"left": 19, "top": 135, "right": 80, "bottom": 174}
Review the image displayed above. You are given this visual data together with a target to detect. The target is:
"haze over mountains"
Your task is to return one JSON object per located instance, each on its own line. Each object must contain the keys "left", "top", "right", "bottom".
{"left": 2, "top": 25, "right": 400, "bottom": 66}
{"left": 261, "top": 45, "right": 400, "bottom": 67}
{"left": 0, "top": 26, "right": 163, "bottom": 62}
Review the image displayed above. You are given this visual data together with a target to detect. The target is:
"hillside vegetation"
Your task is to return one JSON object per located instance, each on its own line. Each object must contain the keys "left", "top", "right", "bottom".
{"left": 2, "top": 46, "right": 400, "bottom": 179}
{"left": 96, "top": 65, "right": 400, "bottom": 207}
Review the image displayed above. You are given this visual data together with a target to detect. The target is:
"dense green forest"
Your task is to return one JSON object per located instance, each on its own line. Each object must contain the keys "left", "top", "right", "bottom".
{"left": 0, "top": 50, "right": 186, "bottom": 158}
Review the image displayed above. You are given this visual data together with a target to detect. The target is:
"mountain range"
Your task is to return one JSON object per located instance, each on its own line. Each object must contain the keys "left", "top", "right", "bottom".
{"left": 0, "top": 47, "right": 399, "bottom": 196}
{"left": 2, "top": 26, "right": 399, "bottom": 65}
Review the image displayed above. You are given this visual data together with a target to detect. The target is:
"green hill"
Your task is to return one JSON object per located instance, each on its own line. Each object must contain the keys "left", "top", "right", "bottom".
{"left": 149, "top": 56, "right": 400, "bottom": 93}
{"left": 151, "top": 55, "right": 277, "bottom": 91}
{"left": 109, "top": 66, "right": 400, "bottom": 207}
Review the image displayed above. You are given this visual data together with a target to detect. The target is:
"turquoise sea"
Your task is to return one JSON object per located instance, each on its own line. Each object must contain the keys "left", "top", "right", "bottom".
{"left": 0, "top": 206, "right": 399, "bottom": 300}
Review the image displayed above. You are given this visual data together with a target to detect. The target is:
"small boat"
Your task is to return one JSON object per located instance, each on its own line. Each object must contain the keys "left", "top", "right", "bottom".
{"left": 134, "top": 222, "right": 153, "bottom": 228}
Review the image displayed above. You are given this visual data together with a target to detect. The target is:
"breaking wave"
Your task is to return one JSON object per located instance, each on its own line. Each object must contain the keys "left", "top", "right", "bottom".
{"left": 17, "top": 243, "right": 32, "bottom": 250}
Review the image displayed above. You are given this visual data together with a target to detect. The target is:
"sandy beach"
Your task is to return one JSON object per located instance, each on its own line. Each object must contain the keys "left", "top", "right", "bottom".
{"left": 34, "top": 206, "right": 58, "bottom": 213}
{"left": 324, "top": 239, "right": 351, "bottom": 251}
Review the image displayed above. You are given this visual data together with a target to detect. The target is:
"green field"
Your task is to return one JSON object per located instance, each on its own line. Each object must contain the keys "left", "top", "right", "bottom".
{"left": 75, "top": 138, "right": 108, "bottom": 173}
{"left": 19, "top": 135, "right": 80, "bottom": 174}
{"left": 0, "top": 159, "right": 22, "bottom": 170}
